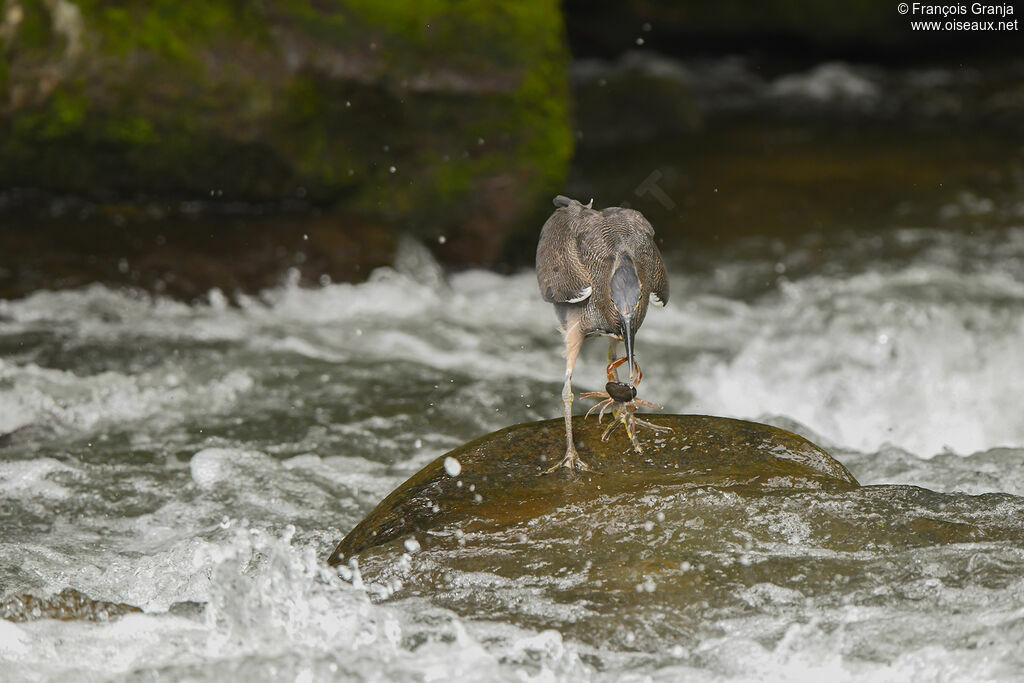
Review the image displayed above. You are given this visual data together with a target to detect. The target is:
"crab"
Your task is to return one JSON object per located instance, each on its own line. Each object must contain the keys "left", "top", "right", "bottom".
{"left": 579, "top": 356, "right": 671, "bottom": 454}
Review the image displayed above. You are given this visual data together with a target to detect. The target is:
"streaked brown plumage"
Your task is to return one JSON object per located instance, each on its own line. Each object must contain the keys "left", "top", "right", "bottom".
{"left": 536, "top": 195, "right": 669, "bottom": 472}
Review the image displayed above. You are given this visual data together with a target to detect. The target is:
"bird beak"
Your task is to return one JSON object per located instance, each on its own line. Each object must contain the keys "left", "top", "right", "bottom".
{"left": 620, "top": 316, "right": 636, "bottom": 382}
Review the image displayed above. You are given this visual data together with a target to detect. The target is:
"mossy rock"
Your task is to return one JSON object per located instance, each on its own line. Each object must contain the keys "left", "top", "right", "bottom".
{"left": 328, "top": 414, "right": 858, "bottom": 565}
{"left": 0, "top": 0, "right": 572, "bottom": 265}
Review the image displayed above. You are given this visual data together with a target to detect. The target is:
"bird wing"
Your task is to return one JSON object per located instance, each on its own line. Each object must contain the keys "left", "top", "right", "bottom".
{"left": 649, "top": 246, "right": 669, "bottom": 306}
{"left": 536, "top": 202, "right": 596, "bottom": 304}
{"left": 602, "top": 206, "right": 669, "bottom": 308}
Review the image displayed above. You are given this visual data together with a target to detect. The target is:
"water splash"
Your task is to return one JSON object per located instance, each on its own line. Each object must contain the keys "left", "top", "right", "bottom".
{"left": 2, "top": 225, "right": 1024, "bottom": 680}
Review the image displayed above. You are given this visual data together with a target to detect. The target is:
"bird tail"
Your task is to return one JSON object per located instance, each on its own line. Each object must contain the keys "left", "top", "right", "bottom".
{"left": 553, "top": 195, "right": 595, "bottom": 210}
{"left": 552, "top": 195, "right": 574, "bottom": 208}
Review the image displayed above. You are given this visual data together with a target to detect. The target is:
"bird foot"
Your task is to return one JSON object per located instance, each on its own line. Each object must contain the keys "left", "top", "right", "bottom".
{"left": 541, "top": 448, "right": 594, "bottom": 475}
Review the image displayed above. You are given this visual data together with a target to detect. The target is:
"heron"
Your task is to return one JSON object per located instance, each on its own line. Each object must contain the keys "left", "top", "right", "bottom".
{"left": 536, "top": 195, "right": 670, "bottom": 473}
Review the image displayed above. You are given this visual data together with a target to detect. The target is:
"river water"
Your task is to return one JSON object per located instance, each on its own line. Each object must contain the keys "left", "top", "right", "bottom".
{"left": 2, "top": 58, "right": 1024, "bottom": 681}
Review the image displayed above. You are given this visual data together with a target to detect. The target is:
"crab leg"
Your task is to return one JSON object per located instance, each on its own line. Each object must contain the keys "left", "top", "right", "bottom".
{"left": 633, "top": 416, "right": 672, "bottom": 433}
{"left": 605, "top": 356, "right": 629, "bottom": 382}
{"left": 631, "top": 398, "right": 661, "bottom": 409}
{"left": 584, "top": 397, "right": 615, "bottom": 420}
{"left": 606, "top": 356, "right": 643, "bottom": 386}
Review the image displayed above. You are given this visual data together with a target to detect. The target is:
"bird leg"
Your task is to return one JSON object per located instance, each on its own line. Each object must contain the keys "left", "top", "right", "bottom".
{"left": 542, "top": 321, "right": 593, "bottom": 474}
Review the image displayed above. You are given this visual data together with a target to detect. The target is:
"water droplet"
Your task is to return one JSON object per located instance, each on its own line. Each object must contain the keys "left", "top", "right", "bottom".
{"left": 444, "top": 456, "right": 462, "bottom": 476}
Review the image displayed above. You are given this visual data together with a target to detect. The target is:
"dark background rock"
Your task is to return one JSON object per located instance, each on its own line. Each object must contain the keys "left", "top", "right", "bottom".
{"left": 0, "top": 196, "right": 398, "bottom": 300}
{"left": 563, "top": 0, "right": 1022, "bottom": 61}
{"left": 0, "top": 0, "right": 571, "bottom": 269}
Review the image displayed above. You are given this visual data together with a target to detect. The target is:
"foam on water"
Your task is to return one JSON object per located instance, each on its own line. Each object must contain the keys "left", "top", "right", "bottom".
{"left": 672, "top": 265, "right": 1024, "bottom": 456}
{"left": 0, "top": 458, "right": 73, "bottom": 500}
{"left": 2, "top": 224, "right": 1024, "bottom": 680}
{"left": 1, "top": 525, "right": 599, "bottom": 682}
{"left": 0, "top": 358, "right": 255, "bottom": 435}
{"left": 5, "top": 250, "right": 1021, "bottom": 457}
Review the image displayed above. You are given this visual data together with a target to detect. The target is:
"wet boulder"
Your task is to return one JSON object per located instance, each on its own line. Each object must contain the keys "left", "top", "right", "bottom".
{"left": 327, "top": 417, "right": 1024, "bottom": 654}
{"left": 328, "top": 414, "right": 858, "bottom": 565}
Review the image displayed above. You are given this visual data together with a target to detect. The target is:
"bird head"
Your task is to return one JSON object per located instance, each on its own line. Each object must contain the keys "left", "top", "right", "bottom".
{"left": 609, "top": 255, "right": 645, "bottom": 381}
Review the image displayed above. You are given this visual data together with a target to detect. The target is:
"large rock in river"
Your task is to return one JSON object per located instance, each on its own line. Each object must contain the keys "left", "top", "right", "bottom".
{"left": 327, "top": 416, "right": 1024, "bottom": 654}
{"left": 0, "top": 0, "right": 571, "bottom": 265}
{"left": 328, "top": 414, "right": 858, "bottom": 565}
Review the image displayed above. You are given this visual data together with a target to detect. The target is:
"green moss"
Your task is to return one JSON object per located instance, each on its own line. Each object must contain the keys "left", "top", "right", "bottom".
{"left": 103, "top": 116, "right": 155, "bottom": 145}
{"left": 339, "top": 0, "right": 573, "bottom": 215}
{"left": 11, "top": 89, "right": 87, "bottom": 140}
{"left": 273, "top": 0, "right": 572, "bottom": 219}
{"left": 340, "top": 0, "right": 556, "bottom": 68}
{"left": 514, "top": 56, "right": 572, "bottom": 187}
